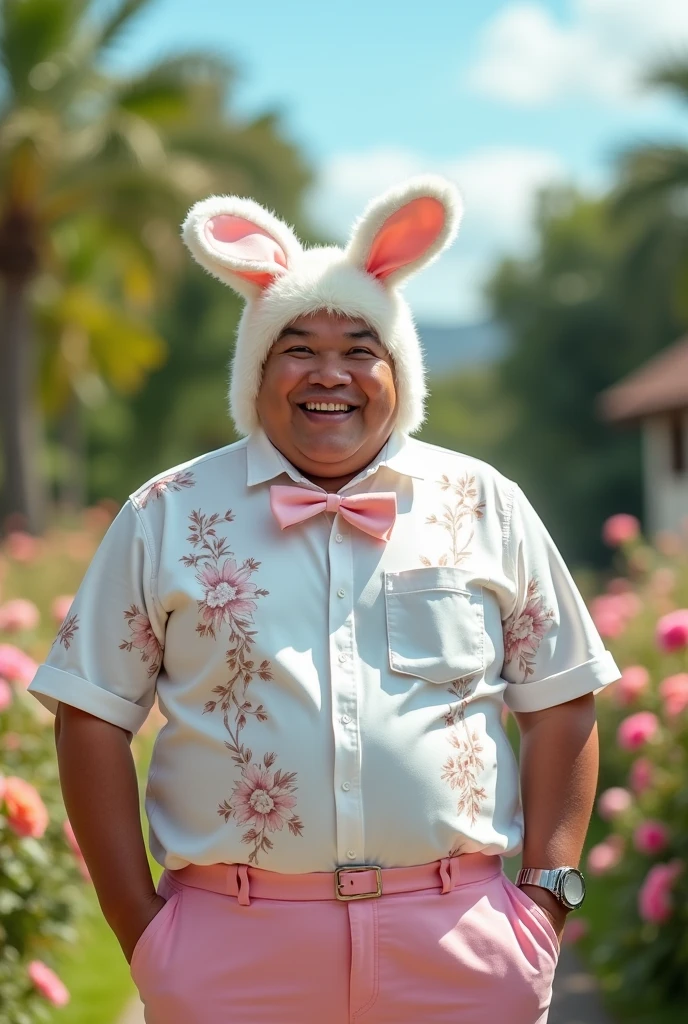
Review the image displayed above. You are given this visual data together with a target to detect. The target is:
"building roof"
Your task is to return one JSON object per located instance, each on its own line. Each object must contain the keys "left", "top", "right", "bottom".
{"left": 598, "top": 335, "right": 688, "bottom": 424}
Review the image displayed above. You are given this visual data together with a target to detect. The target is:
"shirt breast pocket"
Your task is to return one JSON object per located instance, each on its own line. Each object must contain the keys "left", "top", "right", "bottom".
{"left": 384, "top": 566, "right": 486, "bottom": 684}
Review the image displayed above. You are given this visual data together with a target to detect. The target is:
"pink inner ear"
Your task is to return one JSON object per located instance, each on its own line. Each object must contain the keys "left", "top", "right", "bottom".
{"left": 365, "top": 197, "right": 446, "bottom": 281}
{"left": 205, "top": 215, "right": 289, "bottom": 288}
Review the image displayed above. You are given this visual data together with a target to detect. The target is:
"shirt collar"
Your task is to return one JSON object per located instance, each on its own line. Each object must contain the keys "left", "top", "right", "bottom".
{"left": 245, "top": 427, "right": 427, "bottom": 491}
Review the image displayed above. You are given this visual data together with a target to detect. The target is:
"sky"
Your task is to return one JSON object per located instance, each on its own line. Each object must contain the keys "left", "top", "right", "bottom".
{"left": 102, "top": 0, "right": 688, "bottom": 324}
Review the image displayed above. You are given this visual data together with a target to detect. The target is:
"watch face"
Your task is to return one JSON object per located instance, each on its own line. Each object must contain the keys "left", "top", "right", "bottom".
{"left": 562, "top": 870, "right": 585, "bottom": 906}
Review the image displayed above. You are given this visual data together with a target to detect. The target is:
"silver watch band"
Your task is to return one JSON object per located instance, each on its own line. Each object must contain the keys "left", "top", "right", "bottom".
{"left": 516, "top": 865, "right": 585, "bottom": 910}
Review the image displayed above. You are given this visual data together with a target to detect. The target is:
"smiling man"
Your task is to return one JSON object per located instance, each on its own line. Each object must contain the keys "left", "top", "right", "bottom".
{"left": 29, "top": 177, "right": 621, "bottom": 1024}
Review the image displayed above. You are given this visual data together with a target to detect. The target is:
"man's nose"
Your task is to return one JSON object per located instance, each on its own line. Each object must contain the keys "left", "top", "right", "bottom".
{"left": 307, "top": 356, "right": 352, "bottom": 388}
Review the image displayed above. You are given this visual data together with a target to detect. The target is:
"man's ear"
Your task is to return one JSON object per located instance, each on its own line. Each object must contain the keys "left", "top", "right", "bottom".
{"left": 346, "top": 175, "right": 463, "bottom": 288}
{"left": 182, "top": 196, "right": 302, "bottom": 299}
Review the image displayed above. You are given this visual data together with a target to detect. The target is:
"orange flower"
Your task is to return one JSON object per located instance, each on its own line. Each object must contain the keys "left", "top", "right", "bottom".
{"left": 2, "top": 775, "right": 49, "bottom": 838}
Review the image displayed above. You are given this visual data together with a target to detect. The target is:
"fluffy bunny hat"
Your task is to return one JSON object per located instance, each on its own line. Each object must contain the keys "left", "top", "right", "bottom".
{"left": 181, "top": 175, "right": 463, "bottom": 436}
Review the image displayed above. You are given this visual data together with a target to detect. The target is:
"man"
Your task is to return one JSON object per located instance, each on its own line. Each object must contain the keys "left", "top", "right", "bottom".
{"left": 29, "top": 176, "right": 620, "bottom": 1023}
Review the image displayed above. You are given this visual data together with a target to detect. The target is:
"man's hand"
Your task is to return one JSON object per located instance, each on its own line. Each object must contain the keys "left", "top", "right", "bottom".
{"left": 115, "top": 892, "right": 167, "bottom": 965}
{"left": 519, "top": 883, "right": 568, "bottom": 944}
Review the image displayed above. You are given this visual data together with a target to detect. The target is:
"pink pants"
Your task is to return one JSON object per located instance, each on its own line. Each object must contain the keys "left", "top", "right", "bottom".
{"left": 129, "top": 855, "right": 559, "bottom": 1023}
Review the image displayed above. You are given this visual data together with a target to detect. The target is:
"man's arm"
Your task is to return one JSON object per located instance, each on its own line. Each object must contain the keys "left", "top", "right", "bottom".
{"left": 55, "top": 703, "right": 164, "bottom": 962}
{"left": 513, "top": 691, "right": 599, "bottom": 939}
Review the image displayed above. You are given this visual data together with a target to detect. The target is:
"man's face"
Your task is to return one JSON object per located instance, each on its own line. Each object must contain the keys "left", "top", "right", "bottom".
{"left": 256, "top": 310, "right": 397, "bottom": 488}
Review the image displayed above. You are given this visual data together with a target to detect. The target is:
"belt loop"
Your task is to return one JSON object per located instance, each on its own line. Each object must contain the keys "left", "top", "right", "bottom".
{"left": 237, "top": 864, "right": 251, "bottom": 906}
{"left": 439, "top": 857, "right": 452, "bottom": 894}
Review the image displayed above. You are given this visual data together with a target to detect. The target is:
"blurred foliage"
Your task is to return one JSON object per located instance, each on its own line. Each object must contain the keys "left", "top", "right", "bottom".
{"left": 0, "top": 0, "right": 311, "bottom": 527}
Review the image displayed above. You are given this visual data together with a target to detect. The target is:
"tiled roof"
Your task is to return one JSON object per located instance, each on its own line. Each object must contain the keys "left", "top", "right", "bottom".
{"left": 598, "top": 335, "right": 688, "bottom": 423}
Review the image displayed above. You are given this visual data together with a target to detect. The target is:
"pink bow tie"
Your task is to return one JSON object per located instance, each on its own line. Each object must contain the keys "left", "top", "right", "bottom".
{"left": 270, "top": 485, "right": 397, "bottom": 542}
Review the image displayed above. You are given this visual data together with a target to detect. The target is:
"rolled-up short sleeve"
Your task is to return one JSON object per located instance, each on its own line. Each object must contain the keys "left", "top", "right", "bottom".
{"left": 501, "top": 483, "right": 621, "bottom": 713}
{"left": 28, "top": 500, "right": 166, "bottom": 734}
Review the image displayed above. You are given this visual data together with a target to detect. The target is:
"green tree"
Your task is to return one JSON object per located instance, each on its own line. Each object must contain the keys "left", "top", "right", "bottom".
{"left": 485, "top": 186, "right": 686, "bottom": 568}
{"left": 0, "top": 0, "right": 310, "bottom": 530}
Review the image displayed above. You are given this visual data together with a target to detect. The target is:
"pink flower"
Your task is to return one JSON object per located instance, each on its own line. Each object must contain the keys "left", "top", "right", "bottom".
{"left": 629, "top": 757, "right": 655, "bottom": 794}
{"left": 590, "top": 594, "right": 627, "bottom": 638}
{"left": 615, "top": 665, "right": 650, "bottom": 705}
{"left": 0, "top": 774, "right": 5, "bottom": 801}
{"left": 587, "top": 836, "right": 624, "bottom": 876}
{"left": 2, "top": 775, "right": 49, "bottom": 838}
{"left": 562, "top": 917, "right": 588, "bottom": 945}
{"left": 597, "top": 787, "right": 633, "bottom": 821}
{"left": 503, "top": 579, "right": 555, "bottom": 671}
{"left": 658, "top": 673, "right": 688, "bottom": 718}
{"left": 656, "top": 609, "right": 688, "bottom": 653}
{"left": 63, "top": 820, "right": 92, "bottom": 882}
{"left": 120, "top": 607, "right": 162, "bottom": 676}
{"left": 0, "top": 643, "right": 38, "bottom": 686}
{"left": 634, "top": 820, "right": 669, "bottom": 856}
{"left": 0, "top": 598, "right": 40, "bottom": 632}
{"left": 27, "top": 961, "right": 70, "bottom": 1006}
{"left": 0, "top": 676, "right": 12, "bottom": 712}
{"left": 649, "top": 567, "right": 677, "bottom": 597}
{"left": 5, "top": 532, "right": 41, "bottom": 562}
{"left": 196, "top": 559, "right": 258, "bottom": 634}
{"left": 607, "top": 576, "right": 633, "bottom": 595}
{"left": 602, "top": 514, "right": 640, "bottom": 547}
{"left": 638, "top": 860, "right": 683, "bottom": 923}
{"left": 617, "top": 711, "right": 660, "bottom": 751}
{"left": 2, "top": 732, "right": 21, "bottom": 751}
{"left": 230, "top": 763, "right": 298, "bottom": 833}
{"left": 51, "top": 595, "right": 74, "bottom": 625}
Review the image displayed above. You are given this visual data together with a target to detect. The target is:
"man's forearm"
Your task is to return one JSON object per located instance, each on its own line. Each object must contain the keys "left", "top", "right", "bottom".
{"left": 514, "top": 692, "right": 599, "bottom": 870}
{"left": 55, "top": 704, "right": 156, "bottom": 934}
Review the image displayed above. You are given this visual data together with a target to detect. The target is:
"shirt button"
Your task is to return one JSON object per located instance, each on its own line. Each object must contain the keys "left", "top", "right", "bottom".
{"left": 338, "top": 652, "right": 348, "bottom": 663}
{"left": 341, "top": 781, "right": 351, "bottom": 791}
{"left": 341, "top": 714, "right": 351, "bottom": 724}
{"left": 346, "top": 850, "right": 357, "bottom": 860}
{"left": 335, "top": 534, "right": 343, "bottom": 543}
{"left": 337, "top": 588, "right": 346, "bottom": 598}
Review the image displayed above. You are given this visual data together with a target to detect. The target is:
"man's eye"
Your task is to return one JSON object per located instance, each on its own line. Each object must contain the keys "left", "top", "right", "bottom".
{"left": 284, "top": 345, "right": 313, "bottom": 355}
{"left": 348, "top": 347, "right": 375, "bottom": 356}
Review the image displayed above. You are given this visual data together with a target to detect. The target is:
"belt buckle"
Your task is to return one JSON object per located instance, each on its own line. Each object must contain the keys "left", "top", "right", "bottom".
{"left": 335, "top": 864, "right": 383, "bottom": 901}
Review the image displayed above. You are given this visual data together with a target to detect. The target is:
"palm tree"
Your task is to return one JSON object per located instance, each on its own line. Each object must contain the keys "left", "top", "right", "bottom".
{"left": 611, "top": 57, "right": 688, "bottom": 339}
{"left": 0, "top": 0, "right": 310, "bottom": 531}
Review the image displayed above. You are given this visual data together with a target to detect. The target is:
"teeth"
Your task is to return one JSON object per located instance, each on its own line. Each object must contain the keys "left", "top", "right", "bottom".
{"left": 304, "top": 402, "right": 352, "bottom": 412}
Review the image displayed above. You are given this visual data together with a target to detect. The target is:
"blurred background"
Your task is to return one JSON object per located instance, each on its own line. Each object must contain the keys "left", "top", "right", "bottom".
{"left": 1, "top": 2, "right": 688, "bottom": 1022}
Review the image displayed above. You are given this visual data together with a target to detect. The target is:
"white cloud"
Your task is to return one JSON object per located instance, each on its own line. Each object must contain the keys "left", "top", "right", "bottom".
{"left": 306, "top": 146, "right": 571, "bottom": 323}
{"left": 466, "top": 0, "right": 688, "bottom": 107}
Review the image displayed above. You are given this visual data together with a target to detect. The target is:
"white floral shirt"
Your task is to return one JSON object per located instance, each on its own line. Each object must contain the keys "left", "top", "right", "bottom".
{"left": 29, "top": 429, "right": 620, "bottom": 872}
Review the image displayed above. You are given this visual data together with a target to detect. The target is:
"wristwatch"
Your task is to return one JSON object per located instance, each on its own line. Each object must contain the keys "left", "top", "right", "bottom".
{"left": 516, "top": 866, "right": 586, "bottom": 910}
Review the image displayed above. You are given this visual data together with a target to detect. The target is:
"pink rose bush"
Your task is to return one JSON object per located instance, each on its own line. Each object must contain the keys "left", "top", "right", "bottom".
{"left": 586, "top": 514, "right": 688, "bottom": 1013}
{"left": 1, "top": 525, "right": 110, "bottom": 1020}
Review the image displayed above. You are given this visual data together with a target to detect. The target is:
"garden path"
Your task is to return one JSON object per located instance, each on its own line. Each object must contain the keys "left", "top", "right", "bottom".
{"left": 118, "top": 945, "right": 614, "bottom": 1024}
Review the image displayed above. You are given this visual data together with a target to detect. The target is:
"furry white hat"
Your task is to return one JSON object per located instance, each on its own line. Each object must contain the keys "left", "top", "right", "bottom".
{"left": 181, "top": 175, "right": 463, "bottom": 436}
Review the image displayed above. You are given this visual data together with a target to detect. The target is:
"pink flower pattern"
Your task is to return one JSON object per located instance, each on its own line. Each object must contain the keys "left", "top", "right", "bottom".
{"left": 119, "top": 605, "right": 163, "bottom": 677}
{"left": 55, "top": 613, "right": 79, "bottom": 651}
{"left": 441, "top": 679, "right": 487, "bottom": 826}
{"left": 421, "top": 474, "right": 486, "bottom": 567}
{"left": 136, "top": 470, "right": 195, "bottom": 508}
{"left": 503, "top": 576, "right": 555, "bottom": 680}
{"left": 181, "top": 509, "right": 303, "bottom": 864}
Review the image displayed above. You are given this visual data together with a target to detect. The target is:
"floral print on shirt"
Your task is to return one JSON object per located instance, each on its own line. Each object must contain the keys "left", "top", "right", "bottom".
{"left": 136, "top": 470, "right": 195, "bottom": 508}
{"left": 55, "top": 614, "right": 79, "bottom": 651}
{"left": 503, "top": 576, "right": 556, "bottom": 681}
{"left": 181, "top": 509, "right": 304, "bottom": 864}
{"left": 119, "top": 605, "right": 163, "bottom": 677}
{"left": 441, "top": 678, "right": 487, "bottom": 826}
{"left": 421, "top": 474, "right": 486, "bottom": 567}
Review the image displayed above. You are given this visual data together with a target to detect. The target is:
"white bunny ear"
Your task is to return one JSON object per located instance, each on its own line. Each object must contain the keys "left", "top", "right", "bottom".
{"left": 346, "top": 175, "right": 463, "bottom": 288}
{"left": 181, "top": 195, "right": 302, "bottom": 299}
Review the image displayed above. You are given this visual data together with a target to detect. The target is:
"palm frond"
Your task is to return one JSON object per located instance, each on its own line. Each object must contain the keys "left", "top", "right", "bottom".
{"left": 0, "top": 0, "right": 88, "bottom": 99}
{"left": 94, "top": 0, "right": 153, "bottom": 52}
{"left": 644, "top": 54, "right": 688, "bottom": 100}
{"left": 610, "top": 146, "right": 688, "bottom": 220}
